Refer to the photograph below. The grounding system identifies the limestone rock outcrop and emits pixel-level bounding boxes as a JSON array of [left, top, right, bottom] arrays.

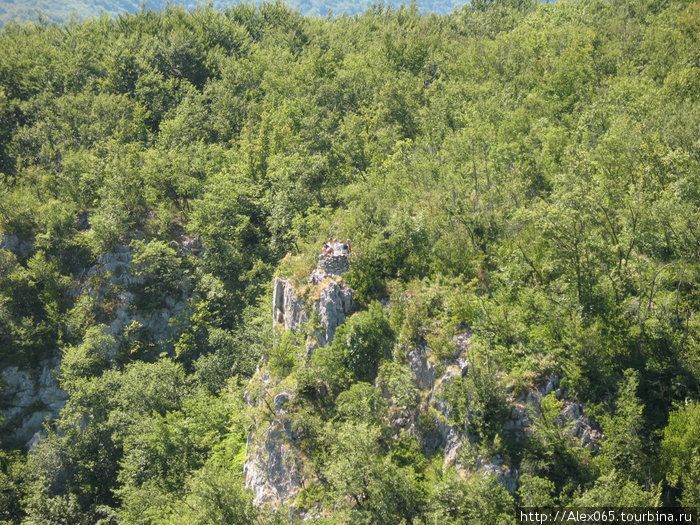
[[1, 358, 67, 448], [246, 261, 355, 513], [504, 375, 603, 451], [400, 335, 601, 495], [1, 243, 190, 449], [272, 277, 307, 333], [272, 266, 353, 350], [82, 244, 187, 343], [243, 419, 303, 509], [400, 332, 520, 493], [316, 254, 349, 277], [314, 280, 354, 347], [252, 259, 603, 511], [0, 234, 34, 257], [243, 367, 306, 514]]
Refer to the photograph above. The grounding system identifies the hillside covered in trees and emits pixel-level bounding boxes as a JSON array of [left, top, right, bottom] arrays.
[[0, 0, 466, 28], [0, 0, 698, 523]]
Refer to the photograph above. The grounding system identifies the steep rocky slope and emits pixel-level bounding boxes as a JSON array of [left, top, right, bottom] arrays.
[[244, 257, 604, 515], [0, 241, 189, 448], [245, 255, 355, 512]]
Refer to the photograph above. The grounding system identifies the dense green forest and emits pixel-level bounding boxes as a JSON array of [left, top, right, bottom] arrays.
[[0, 0, 466, 28], [0, 0, 698, 523]]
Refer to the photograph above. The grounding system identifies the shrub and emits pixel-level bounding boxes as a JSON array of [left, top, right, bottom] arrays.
[[129, 239, 183, 310], [267, 331, 299, 378], [333, 301, 394, 382]]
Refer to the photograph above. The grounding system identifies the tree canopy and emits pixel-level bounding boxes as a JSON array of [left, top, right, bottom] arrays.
[[0, 0, 698, 522]]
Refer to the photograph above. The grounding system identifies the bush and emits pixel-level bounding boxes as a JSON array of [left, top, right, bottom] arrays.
[[344, 212, 430, 305], [441, 351, 509, 445], [129, 239, 183, 310], [267, 330, 299, 378], [333, 301, 394, 382], [376, 361, 419, 411]]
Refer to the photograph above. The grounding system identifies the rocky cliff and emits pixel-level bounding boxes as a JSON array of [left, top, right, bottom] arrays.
[[246, 259, 604, 514], [0, 242, 189, 449], [243, 370, 304, 512], [83, 244, 187, 343], [246, 256, 355, 513], [1, 358, 66, 448], [272, 254, 353, 350]]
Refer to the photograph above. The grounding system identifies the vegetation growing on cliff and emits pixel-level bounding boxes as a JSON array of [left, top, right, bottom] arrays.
[[0, 0, 698, 522]]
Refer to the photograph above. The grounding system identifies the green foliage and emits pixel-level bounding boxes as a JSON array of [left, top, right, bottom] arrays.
[[0, 0, 698, 520], [335, 381, 380, 423], [297, 340, 352, 402], [424, 468, 516, 525], [267, 330, 300, 378], [166, 463, 257, 525], [332, 301, 394, 382], [129, 239, 183, 310], [573, 470, 661, 507], [60, 324, 115, 386], [376, 361, 419, 411], [345, 212, 430, 304], [521, 392, 597, 500], [0, 450, 25, 523], [321, 421, 423, 523], [116, 385, 246, 520], [192, 296, 269, 391], [596, 369, 649, 483], [517, 474, 555, 507], [0, 249, 72, 365], [661, 401, 700, 507], [441, 349, 509, 445], [0, 187, 41, 238], [188, 169, 273, 310]]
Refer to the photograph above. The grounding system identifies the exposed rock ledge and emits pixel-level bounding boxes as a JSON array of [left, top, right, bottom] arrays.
[[247, 268, 355, 513], [316, 254, 349, 277], [504, 375, 603, 451], [243, 417, 302, 509], [254, 265, 603, 510], [271, 266, 353, 350], [1, 358, 67, 448], [403, 339, 601, 495]]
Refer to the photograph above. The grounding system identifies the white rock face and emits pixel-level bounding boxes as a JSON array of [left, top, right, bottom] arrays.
[[243, 370, 304, 512], [83, 244, 187, 343], [243, 419, 302, 508], [246, 269, 356, 513], [477, 454, 518, 494], [314, 280, 353, 347], [403, 333, 472, 461], [407, 344, 438, 391], [272, 277, 307, 333], [271, 274, 353, 350], [1, 358, 67, 447], [0, 234, 33, 256], [254, 260, 606, 512]]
